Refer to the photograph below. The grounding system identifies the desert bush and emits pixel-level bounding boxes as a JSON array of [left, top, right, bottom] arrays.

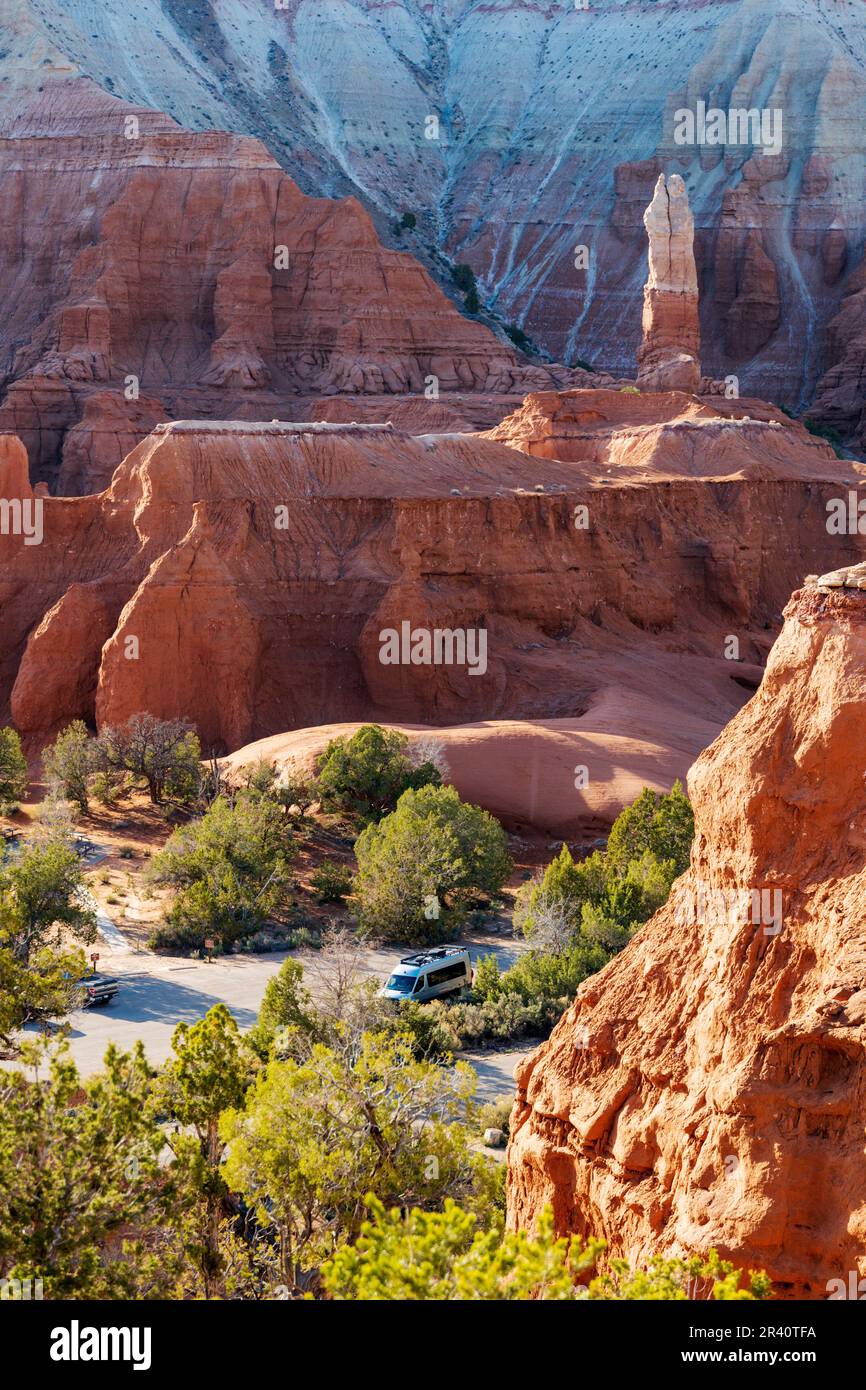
[[149, 794, 295, 950], [478, 1096, 513, 1140], [315, 723, 440, 823], [237, 758, 316, 818], [433, 993, 558, 1048], [0, 727, 28, 812], [517, 784, 693, 948], [354, 784, 511, 943], [95, 714, 202, 806], [308, 860, 353, 902], [321, 1200, 769, 1301], [43, 721, 94, 814], [220, 1031, 494, 1289]]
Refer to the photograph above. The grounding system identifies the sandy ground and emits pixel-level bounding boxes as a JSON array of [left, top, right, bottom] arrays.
[[222, 691, 726, 841]]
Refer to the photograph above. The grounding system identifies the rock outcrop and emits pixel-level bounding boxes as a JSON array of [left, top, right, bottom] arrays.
[[809, 255, 866, 451], [1, 390, 862, 769], [12, 0, 866, 408], [507, 567, 866, 1296], [636, 175, 701, 395], [0, 80, 587, 492]]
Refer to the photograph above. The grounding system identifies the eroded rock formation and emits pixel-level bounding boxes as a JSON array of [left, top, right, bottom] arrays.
[[1, 390, 861, 777], [12, 0, 866, 409], [637, 174, 701, 395], [0, 80, 591, 492], [809, 254, 866, 451], [507, 567, 866, 1295]]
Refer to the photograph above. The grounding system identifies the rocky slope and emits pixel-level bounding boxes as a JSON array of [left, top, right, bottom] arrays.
[[506, 565, 866, 1295], [0, 78, 596, 491], [8, 0, 866, 412]]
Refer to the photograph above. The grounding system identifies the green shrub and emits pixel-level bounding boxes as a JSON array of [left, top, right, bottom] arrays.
[[505, 322, 531, 350], [0, 726, 28, 811], [493, 939, 608, 1005], [471, 952, 502, 1001], [354, 784, 511, 943], [43, 721, 94, 814], [436, 994, 559, 1048], [149, 794, 296, 951], [605, 781, 692, 878], [316, 724, 440, 823], [309, 860, 353, 903], [453, 263, 477, 294], [321, 1199, 770, 1301], [478, 1096, 513, 1139], [804, 418, 845, 457], [95, 714, 201, 806]]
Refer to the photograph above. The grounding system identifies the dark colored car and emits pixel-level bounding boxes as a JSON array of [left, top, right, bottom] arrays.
[[74, 973, 120, 1008]]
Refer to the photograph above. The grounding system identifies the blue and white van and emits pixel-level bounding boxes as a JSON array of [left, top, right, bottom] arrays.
[[380, 947, 473, 1003]]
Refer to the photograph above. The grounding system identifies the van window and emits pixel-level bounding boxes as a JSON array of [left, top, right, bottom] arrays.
[[427, 961, 468, 987], [413, 975, 427, 993], [385, 974, 415, 995]]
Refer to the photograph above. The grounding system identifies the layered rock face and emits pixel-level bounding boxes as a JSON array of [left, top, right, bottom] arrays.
[[507, 569, 866, 1295], [0, 80, 585, 491], [636, 175, 701, 394], [1, 391, 862, 775], [809, 255, 866, 450], [12, 0, 866, 408]]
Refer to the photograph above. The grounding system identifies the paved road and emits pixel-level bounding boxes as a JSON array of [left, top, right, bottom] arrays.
[[18, 927, 532, 1101]]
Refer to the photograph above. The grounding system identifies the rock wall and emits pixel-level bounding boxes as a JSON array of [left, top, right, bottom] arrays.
[[507, 568, 866, 1297], [11, 0, 866, 408], [0, 80, 583, 491], [1, 392, 862, 756]]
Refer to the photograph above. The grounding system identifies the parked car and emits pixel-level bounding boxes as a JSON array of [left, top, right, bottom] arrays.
[[380, 947, 472, 1004], [72, 973, 120, 1008], [24, 971, 120, 1024]]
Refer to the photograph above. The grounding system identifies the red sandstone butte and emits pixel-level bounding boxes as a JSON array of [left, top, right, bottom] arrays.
[[2, 387, 861, 843], [506, 569, 866, 1297]]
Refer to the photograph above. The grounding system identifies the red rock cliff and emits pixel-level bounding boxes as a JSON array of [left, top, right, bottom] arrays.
[[1, 392, 862, 762], [0, 81, 570, 491], [507, 566, 866, 1297]]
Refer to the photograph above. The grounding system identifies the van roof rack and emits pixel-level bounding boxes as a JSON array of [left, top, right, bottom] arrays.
[[399, 946, 467, 967]]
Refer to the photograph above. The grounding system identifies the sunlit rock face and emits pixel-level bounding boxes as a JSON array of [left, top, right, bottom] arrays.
[[0, 77, 600, 491], [506, 571, 866, 1299], [7, 0, 866, 409], [636, 174, 701, 394]]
